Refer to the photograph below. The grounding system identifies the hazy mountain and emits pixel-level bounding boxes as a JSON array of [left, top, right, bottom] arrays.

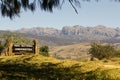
[[15, 27, 60, 37], [61, 25, 120, 43], [13, 25, 120, 45], [1, 25, 120, 46]]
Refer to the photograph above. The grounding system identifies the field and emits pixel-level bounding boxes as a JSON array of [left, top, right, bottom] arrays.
[[0, 54, 120, 80], [50, 43, 120, 60], [50, 43, 91, 60]]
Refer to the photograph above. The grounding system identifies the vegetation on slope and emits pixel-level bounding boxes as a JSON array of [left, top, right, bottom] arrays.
[[1, 33, 32, 45], [89, 42, 116, 60], [40, 46, 49, 56], [50, 42, 120, 60], [0, 55, 120, 80]]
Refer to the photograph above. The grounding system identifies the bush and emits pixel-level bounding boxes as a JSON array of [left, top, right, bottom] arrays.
[[114, 50, 120, 57], [89, 43, 115, 60], [40, 46, 49, 56], [0, 44, 4, 54]]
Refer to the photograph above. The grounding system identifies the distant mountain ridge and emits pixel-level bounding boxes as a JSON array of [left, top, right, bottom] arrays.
[[15, 25, 120, 37], [2, 25, 120, 46], [14, 25, 120, 44], [16, 27, 60, 36]]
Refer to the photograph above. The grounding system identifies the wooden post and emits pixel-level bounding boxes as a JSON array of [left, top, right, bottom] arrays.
[[5, 38, 14, 56], [33, 39, 39, 54]]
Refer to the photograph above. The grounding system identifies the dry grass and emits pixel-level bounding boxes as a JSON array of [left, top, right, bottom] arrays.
[[50, 43, 91, 60], [0, 54, 120, 80]]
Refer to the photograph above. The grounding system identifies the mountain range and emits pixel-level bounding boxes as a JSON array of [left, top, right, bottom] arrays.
[[1, 25, 120, 46]]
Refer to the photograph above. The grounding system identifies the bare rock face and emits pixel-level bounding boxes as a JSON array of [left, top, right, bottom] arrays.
[[61, 25, 85, 35], [61, 25, 120, 37], [16, 27, 60, 37], [61, 25, 120, 42], [16, 25, 120, 39]]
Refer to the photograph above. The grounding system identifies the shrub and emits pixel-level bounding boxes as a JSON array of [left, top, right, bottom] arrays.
[[0, 44, 4, 54], [89, 42, 115, 60], [114, 50, 120, 57], [40, 46, 49, 56]]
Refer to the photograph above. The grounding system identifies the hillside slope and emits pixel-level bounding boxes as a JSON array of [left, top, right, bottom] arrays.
[[50, 43, 91, 60], [0, 55, 120, 80]]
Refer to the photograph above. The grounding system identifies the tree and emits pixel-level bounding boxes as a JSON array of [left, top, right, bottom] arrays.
[[113, 50, 120, 57], [1, 0, 119, 19], [40, 46, 49, 56], [89, 42, 115, 60], [2, 33, 32, 45], [0, 0, 81, 19], [0, 44, 4, 54]]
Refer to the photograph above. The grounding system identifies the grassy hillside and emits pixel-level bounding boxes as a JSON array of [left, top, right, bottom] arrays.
[[0, 55, 120, 80], [50, 43, 120, 60], [50, 43, 91, 60]]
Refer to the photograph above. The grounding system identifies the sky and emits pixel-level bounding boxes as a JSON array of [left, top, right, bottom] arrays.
[[1, 0, 120, 30]]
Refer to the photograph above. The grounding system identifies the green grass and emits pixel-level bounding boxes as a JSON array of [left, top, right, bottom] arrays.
[[0, 55, 120, 80]]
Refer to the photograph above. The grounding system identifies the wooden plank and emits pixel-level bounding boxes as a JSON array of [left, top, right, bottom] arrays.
[[12, 45, 35, 53]]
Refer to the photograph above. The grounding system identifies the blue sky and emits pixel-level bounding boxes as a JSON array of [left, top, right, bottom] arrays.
[[1, 0, 120, 30]]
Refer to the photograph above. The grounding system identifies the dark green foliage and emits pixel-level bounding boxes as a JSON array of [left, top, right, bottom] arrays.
[[0, 44, 4, 54], [39, 0, 60, 11], [114, 50, 120, 57], [89, 43, 115, 60], [0, 40, 4, 54], [40, 46, 49, 56], [0, 0, 80, 19], [0, 0, 120, 19]]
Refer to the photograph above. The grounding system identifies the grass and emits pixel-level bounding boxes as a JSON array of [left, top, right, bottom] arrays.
[[50, 43, 91, 60], [0, 54, 120, 80]]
